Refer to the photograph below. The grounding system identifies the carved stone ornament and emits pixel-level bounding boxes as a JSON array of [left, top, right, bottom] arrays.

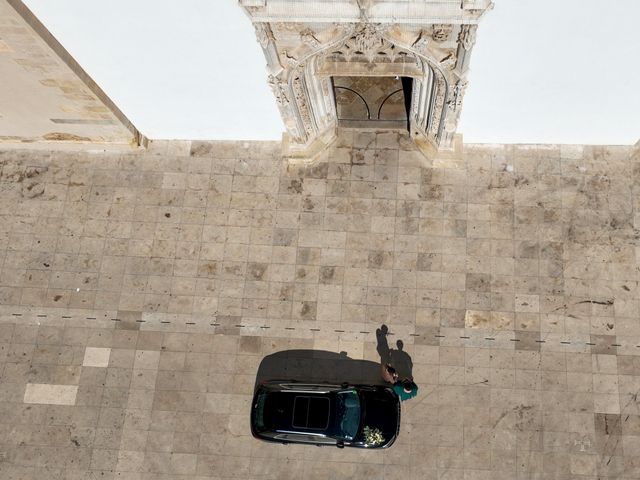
[[447, 78, 469, 111], [412, 30, 430, 52], [428, 72, 447, 137], [353, 23, 382, 57], [281, 50, 298, 67], [254, 23, 274, 49], [300, 28, 321, 48], [328, 23, 416, 64], [458, 25, 477, 50], [431, 24, 453, 42], [292, 76, 313, 138], [439, 51, 457, 69], [267, 75, 289, 106], [240, 1, 492, 154]]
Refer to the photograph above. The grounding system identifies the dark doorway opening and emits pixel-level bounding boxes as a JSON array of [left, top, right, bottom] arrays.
[[401, 76, 413, 131]]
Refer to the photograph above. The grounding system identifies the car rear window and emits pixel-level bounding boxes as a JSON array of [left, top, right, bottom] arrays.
[[253, 393, 267, 432], [292, 396, 330, 430]]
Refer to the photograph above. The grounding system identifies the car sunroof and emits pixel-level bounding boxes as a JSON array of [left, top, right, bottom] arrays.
[[292, 396, 330, 430]]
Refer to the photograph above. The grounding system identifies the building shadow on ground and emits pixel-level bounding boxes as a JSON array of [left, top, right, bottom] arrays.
[[254, 350, 384, 391]]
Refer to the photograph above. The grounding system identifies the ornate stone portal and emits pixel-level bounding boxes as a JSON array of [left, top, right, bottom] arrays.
[[240, 0, 492, 157]]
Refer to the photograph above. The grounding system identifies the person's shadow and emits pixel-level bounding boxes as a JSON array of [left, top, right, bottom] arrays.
[[254, 350, 384, 391], [376, 325, 414, 380]]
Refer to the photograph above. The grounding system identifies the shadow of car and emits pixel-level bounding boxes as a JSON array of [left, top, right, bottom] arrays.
[[254, 349, 385, 388]]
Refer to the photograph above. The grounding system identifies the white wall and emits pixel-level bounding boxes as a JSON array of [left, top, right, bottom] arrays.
[[23, 0, 640, 144], [23, 0, 283, 140], [459, 0, 640, 145]]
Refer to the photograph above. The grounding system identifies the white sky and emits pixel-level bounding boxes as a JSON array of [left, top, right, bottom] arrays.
[[23, 0, 640, 145]]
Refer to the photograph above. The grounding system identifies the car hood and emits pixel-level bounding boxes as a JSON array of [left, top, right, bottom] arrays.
[[359, 389, 400, 445]]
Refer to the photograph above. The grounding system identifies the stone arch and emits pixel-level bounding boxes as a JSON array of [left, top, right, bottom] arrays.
[[280, 23, 454, 153], [282, 25, 359, 145], [382, 31, 454, 146], [241, 1, 492, 158]]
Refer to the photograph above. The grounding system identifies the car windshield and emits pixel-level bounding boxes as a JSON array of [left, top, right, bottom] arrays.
[[335, 389, 361, 441]]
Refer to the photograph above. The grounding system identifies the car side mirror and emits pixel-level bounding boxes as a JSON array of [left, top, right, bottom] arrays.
[[336, 441, 345, 449]]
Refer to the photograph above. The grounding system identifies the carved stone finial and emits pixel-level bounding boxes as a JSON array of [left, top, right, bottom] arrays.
[[458, 25, 477, 50], [300, 28, 321, 48], [281, 50, 298, 67], [439, 51, 457, 69], [254, 23, 274, 49], [268, 75, 289, 106], [353, 23, 382, 60], [447, 78, 469, 111], [412, 30, 430, 52], [432, 24, 453, 42]]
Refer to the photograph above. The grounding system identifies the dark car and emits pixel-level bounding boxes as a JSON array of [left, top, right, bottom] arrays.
[[250, 380, 401, 448]]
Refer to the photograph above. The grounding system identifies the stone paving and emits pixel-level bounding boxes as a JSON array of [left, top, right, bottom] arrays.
[[0, 131, 639, 479]]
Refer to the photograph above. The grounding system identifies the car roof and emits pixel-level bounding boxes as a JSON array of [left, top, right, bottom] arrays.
[[292, 395, 330, 430], [261, 390, 335, 433]]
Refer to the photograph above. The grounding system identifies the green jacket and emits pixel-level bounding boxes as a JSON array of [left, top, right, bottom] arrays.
[[393, 383, 418, 401]]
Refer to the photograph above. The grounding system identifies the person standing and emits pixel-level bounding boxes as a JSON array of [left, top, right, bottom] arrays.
[[381, 362, 398, 384], [376, 324, 419, 400]]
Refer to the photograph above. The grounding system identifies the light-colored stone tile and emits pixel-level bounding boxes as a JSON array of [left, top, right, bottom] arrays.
[[23, 383, 78, 405], [82, 346, 111, 367], [593, 393, 621, 414], [134, 350, 161, 370]]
